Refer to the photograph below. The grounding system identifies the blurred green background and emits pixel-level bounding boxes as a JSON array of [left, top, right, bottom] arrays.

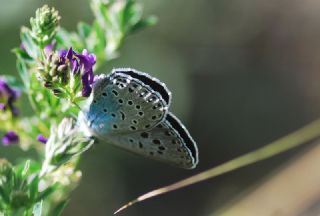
[[1, 0, 320, 215]]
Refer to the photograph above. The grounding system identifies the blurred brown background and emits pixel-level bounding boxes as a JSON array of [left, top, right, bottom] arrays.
[[1, 0, 320, 215]]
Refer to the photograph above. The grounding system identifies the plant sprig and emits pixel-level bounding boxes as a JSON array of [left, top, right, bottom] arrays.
[[0, 0, 155, 215]]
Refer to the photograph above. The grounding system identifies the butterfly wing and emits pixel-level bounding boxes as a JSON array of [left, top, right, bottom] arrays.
[[104, 112, 199, 169], [112, 68, 171, 105], [80, 68, 198, 169], [82, 68, 171, 136]]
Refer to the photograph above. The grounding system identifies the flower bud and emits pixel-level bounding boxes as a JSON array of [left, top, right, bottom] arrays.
[[37, 134, 48, 144], [30, 5, 60, 47], [2, 131, 19, 146]]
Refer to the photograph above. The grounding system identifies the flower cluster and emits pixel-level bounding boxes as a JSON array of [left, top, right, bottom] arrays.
[[37, 47, 96, 99], [0, 0, 155, 214], [0, 159, 56, 211], [0, 79, 20, 146], [0, 79, 20, 116], [59, 48, 96, 97], [2, 131, 19, 146]]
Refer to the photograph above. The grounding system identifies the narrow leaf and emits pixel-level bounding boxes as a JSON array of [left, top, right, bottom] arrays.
[[16, 58, 30, 89], [20, 27, 39, 59], [51, 200, 69, 216]]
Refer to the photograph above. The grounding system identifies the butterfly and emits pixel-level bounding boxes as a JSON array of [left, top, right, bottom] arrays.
[[79, 68, 198, 169]]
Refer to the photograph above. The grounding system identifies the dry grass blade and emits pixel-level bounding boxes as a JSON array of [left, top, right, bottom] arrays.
[[114, 119, 320, 214]]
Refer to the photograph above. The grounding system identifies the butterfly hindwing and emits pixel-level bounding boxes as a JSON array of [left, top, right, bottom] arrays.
[[105, 112, 198, 169], [83, 69, 171, 136]]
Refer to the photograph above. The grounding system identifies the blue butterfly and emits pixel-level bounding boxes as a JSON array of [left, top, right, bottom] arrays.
[[79, 68, 198, 169]]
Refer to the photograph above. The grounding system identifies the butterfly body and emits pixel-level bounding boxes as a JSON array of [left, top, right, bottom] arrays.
[[80, 68, 198, 169]]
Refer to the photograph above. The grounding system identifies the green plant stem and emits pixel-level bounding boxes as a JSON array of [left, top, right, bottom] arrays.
[[114, 118, 320, 214]]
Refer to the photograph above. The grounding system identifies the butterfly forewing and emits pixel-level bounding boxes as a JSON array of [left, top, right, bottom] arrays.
[[113, 68, 172, 104], [83, 70, 170, 136]]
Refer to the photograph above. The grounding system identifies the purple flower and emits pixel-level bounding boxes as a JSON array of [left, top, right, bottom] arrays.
[[20, 43, 26, 51], [44, 43, 55, 56], [2, 131, 19, 145], [58, 48, 96, 97], [0, 79, 20, 116], [37, 134, 48, 144], [0, 103, 5, 110]]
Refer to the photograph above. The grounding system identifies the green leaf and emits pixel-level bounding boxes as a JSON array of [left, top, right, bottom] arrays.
[[36, 184, 57, 202], [14, 160, 41, 177], [0, 187, 10, 204], [55, 28, 73, 47], [12, 48, 33, 63], [16, 54, 30, 89], [51, 200, 69, 216], [28, 175, 39, 201], [32, 201, 43, 216], [56, 28, 84, 51], [21, 160, 30, 177], [121, 0, 141, 32], [20, 27, 39, 59], [130, 16, 158, 34], [77, 22, 92, 39]]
